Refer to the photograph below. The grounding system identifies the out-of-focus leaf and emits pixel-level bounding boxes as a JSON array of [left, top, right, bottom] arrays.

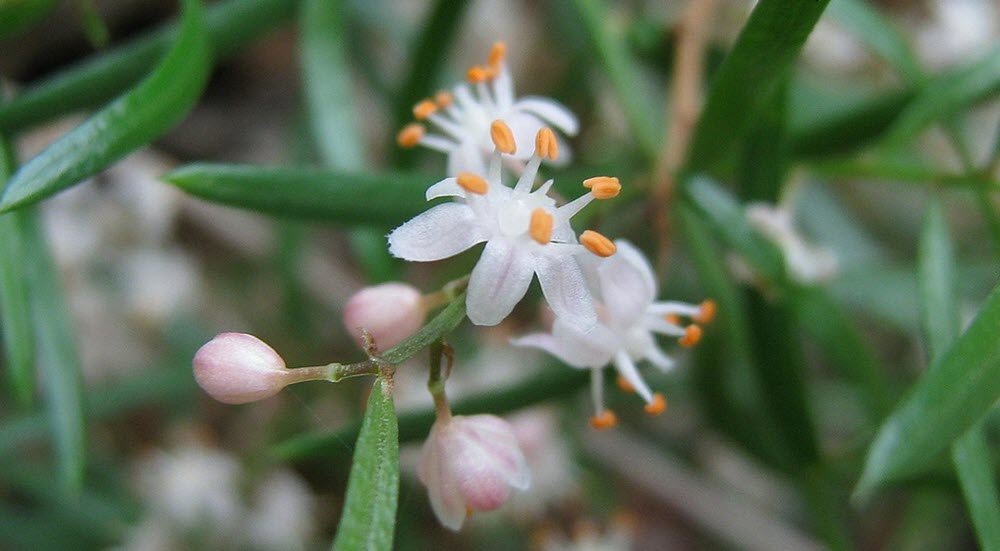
[[789, 87, 913, 158], [881, 45, 1000, 150], [331, 375, 399, 551], [826, 0, 922, 83], [0, 0, 212, 213], [952, 424, 1000, 550], [568, 0, 660, 159], [686, 0, 831, 172], [18, 209, 87, 492], [164, 164, 431, 225], [0, 0, 295, 134], [855, 282, 1000, 501], [0, 0, 58, 37], [77, 0, 110, 49], [0, 124, 34, 406], [810, 157, 997, 189]]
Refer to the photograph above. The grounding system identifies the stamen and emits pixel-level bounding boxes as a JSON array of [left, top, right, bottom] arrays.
[[665, 314, 681, 326], [534, 127, 559, 160], [644, 393, 667, 415], [396, 123, 424, 148], [412, 99, 437, 120], [529, 208, 553, 245], [590, 177, 621, 199], [616, 375, 634, 393], [679, 325, 702, 348], [456, 172, 489, 195], [467, 65, 489, 83], [490, 120, 517, 154], [434, 90, 454, 108], [583, 176, 618, 189], [488, 42, 506, 68], [695, 300, 717, 324], [581, 230, 616, 257], [590, 409, 618, 430]]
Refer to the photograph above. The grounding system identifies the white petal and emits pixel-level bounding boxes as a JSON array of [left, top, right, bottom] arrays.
[[512, 332, 594, 368], [551, 317, 617, 366], [513, 97, 579, 135], [418, 424, 467, 531], [504, 111, 546, 160], [535, 253, 596, 331], [426, 177, 465, 200], [596, 240, 656, 327], [447, 142, 488, 176], [466, 238, 535, 326], [613, 350, 653, 403], [388, 203, 486, 261]]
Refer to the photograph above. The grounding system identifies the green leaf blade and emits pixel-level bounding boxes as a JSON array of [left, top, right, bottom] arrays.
[[0, 0, 213, 213], [331, 375, 399, 551]]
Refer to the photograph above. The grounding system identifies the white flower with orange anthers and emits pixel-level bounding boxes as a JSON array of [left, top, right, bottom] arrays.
[[746, 202, 838, 284], [388, 121, 619, 328], [396, 42, 578, 176], [513, 240, 716, 429]]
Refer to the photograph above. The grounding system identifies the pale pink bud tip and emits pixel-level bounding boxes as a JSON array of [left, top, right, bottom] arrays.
[[342, 283, 426, 350], [193, 332, 291, 404], [418, 414, 531, 531]]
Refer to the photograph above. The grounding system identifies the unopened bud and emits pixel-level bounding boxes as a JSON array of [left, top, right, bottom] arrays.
[[418, 414, 531, 531], [342, 283, 426, 350], [193, 333, 292, 404]]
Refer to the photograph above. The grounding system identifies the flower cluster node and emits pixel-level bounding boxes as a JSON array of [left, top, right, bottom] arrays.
[[589, 410, 618, 430]]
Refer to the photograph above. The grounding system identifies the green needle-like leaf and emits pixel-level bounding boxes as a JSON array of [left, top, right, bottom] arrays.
[[0, 0, 58, 37], [331, 375, 399, 551], [686, 0, 831, 172], [164, 164, 431, 225], [826, 0, 922, 84], [0, 0, 212, 213]]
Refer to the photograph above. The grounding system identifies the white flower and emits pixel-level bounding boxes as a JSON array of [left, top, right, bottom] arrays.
[[418, 413, 531, 531], [745, 202, 838, 284], [513, 240, 715, 428], [396, 42, 578, 176], [388, 121, 621, 328]]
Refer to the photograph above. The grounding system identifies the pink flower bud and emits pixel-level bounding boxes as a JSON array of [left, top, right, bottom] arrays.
[[418, 414, 531, 531], [193, 332, 292, 404], [342, 283, 426, 350]]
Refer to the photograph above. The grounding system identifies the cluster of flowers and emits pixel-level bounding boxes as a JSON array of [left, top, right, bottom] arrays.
[[192, 43, 714, 531]]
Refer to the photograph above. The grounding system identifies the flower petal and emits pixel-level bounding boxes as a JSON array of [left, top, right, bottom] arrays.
[[535, 253, 596, 331], [426, 177, 464, 200], [514, 316, 616, 368], [388, 203, 486, 261], [467, 238, 535, 326], [447, 141, 487, 176], [513, 96, 579, 135], [597, 240, 656, 327], [418, 424, 468, 531]]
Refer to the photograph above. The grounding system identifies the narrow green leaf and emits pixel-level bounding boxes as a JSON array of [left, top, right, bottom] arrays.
[[881, 45, 1000, 150], [0, 0, 212, 213], [567, 0, 660, 160], [686, 0, 831, 172], [77, 0, 111, 49], [18, 209, 87, 492], [810, 156, 998, 189], [0, 0, 295, 134], [789, 87, 914, 158], [0, 126, 34, 406], [331, 375, 398, 551], [952, 425, 1000, 551], [826, 0, 922, 84], [0, 0, 58, 37], [381, 293, 466, 365], [855, 282, 1000, 501], [164, 164, 431, 225]]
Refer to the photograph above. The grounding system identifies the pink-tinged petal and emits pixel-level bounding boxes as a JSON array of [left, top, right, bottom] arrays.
[[426, 177, 464, 200], [613, 351, 654, 403], [342, 283, 426, 349], [535, 253, 597, 331], [596, 240, 656, 327], [192, 333, 291, 404], [388, 203, 486, 262], [467, 238, 534, 326], [512, 97, 579, 135], [418, 423, 469, 531]]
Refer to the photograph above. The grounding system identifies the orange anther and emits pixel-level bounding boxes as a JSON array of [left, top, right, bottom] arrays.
[[434, 90, 453, 108], [490, 120, 517, 154], [590, 409, 618, 430], [456, 172, 489, 195], [665, 314, 681, 326], [695, 300, 717, 324], [412, 99, 437, 120], [488, 42, 506, 68], [583, 176, 617, 189], [535, 127, 559, 160], [590, 177, 621, 199], [616, 375, 635, 393], [396, 123, 424, 148], [679, 324, 702, 348], [467, 65, 489, 83], [529, 208, 553, 245], [580, 230, 616, 257], [644, 393, 667, 415]]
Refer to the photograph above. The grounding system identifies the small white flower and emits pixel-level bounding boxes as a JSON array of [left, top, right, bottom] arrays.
[[514, 240, 715, 427], [397, 42, 579, 175], [389, 121, 621, 328], [745, 202, 838, 284], [418, 413, 531, 531]]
